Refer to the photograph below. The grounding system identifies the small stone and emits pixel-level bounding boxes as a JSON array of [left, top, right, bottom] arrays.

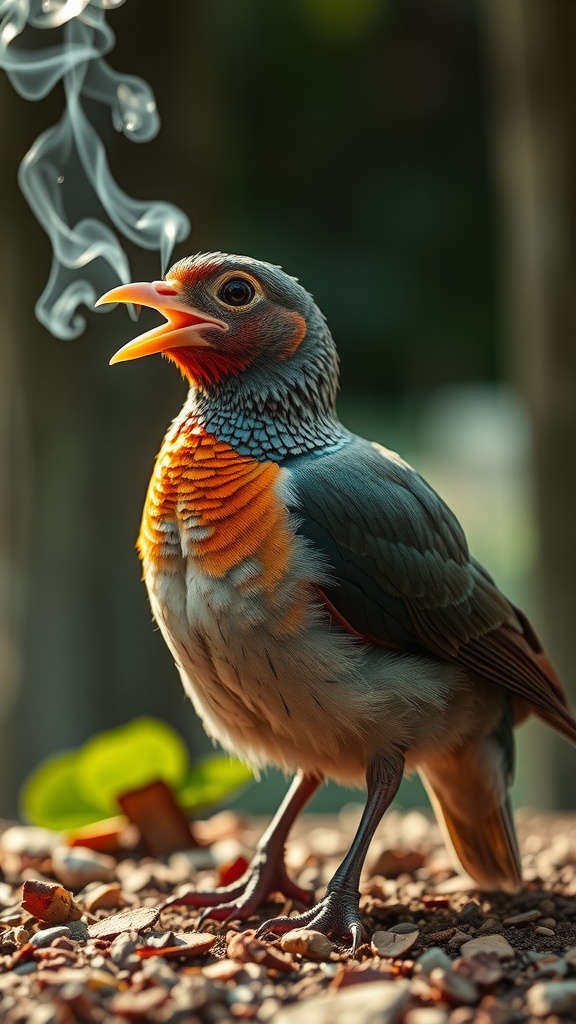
[[67, 919, 89, 940], [447, 931, 470, 948], [503, 909, 541, 926], [527, 980, 576, 1016], [280, 928, 334, 961], [452, 952, 503, 992], [30, 926, 71, 948], [405, 1011, 449, 1024], [109, 987, 169, 1016], [414, 947, 452, 974], [460, 935, 514, 960], [371, 928, 419, 958], [14, 927, 31, 947], [83, 882, 124, 913], [477, 918, 504, 935], [535, 926, 555, 937], [203, 959, 244, 982], [51, 847, 116, 889], [429, 967, 479, 1006], [109, 931, 138, 966], [227, 929, 294, 973], [389, 921, 419, 934], [273, 979, 411, 1023], [457, 901, 483, 925], [1, 826, 61, 858]]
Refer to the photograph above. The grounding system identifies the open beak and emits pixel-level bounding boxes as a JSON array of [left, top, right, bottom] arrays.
[[96, 280, 228, 364]]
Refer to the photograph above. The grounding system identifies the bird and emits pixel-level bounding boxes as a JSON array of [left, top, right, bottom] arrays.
[[97, 252, 576, 952]]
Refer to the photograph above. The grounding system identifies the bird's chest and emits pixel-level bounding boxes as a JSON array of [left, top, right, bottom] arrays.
[[137, 418, 328, 758]]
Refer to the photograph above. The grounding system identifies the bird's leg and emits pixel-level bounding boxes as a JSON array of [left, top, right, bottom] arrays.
[[162, 770, 321, 922], [256, 750, 405, 953]]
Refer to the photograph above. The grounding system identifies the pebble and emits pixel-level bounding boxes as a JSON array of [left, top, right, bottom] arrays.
[[280, 929, 334, 961], [457, 901, 483, 925], [274, 979, 411, 1023], [83, 882, 124, 912], [535, 926, 555, 937], [109, 931, 138, 966], [477, 918, 504, 935], [414, 947, 452, 974], [405, 1010, 449, 1024], [429, 967, 479, 1006], [51, 847, 116, 889], [502, 909, 541, 926], [0, 826, 61, 858], [460, 935, 515, 959], [30, 926, 72, 948], [371, 928, 419, 958], [527, 980, 576, 1016]]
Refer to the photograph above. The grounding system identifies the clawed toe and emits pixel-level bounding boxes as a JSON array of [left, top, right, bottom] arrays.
[[256, 889, 365, 954]]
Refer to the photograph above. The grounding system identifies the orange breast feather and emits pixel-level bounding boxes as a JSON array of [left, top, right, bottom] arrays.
[[138, 420, 294, 596]]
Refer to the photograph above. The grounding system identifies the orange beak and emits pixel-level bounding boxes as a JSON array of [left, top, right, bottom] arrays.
[[96, 279, 228, 364]]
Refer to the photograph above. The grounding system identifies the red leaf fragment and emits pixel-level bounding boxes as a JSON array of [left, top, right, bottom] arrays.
[[218, 855, 249, 887]]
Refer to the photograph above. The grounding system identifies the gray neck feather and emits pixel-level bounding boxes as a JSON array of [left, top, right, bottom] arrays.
[[184, 326, 347, 461]]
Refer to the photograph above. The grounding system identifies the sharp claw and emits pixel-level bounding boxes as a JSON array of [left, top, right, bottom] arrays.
[[350, 922, 363, 955]]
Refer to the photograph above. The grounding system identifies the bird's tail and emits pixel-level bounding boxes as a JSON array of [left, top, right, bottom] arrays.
[[419, 728, 522, 893]]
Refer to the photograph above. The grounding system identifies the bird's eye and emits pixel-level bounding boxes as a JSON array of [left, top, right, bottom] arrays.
[[218, 278, 256, 308]]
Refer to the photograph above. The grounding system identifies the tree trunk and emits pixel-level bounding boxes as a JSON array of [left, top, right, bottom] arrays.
[[482, 0, 576, 806]]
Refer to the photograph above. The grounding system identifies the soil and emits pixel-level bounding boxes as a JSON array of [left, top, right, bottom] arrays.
[[1, 807, 576, 1022]]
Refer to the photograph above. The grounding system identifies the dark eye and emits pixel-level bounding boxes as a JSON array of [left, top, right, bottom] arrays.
[[218, 277, 255, 307]]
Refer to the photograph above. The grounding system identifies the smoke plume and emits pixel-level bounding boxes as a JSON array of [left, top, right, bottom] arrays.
[[0, 0, 190, 338]]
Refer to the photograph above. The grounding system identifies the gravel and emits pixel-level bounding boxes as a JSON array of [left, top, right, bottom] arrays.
[[0, 808, 576, 1021]]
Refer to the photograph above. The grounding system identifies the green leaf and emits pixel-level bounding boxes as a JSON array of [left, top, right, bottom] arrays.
[[177, 754, 253, 811], [20, 750, 105, 831], [76, 717, 190, 816]]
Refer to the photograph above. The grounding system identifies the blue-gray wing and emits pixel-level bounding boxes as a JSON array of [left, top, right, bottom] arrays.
[[286, 435, 576, 742]]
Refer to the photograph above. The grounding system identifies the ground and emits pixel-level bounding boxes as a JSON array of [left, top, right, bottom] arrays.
[[1, 807, 576, 1022]]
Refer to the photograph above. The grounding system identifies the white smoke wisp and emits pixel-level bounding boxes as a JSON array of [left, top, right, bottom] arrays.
[[0, 0, 190, 338]]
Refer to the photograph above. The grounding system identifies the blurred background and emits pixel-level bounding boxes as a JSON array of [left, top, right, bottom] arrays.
[[1, 0, 575, 819]]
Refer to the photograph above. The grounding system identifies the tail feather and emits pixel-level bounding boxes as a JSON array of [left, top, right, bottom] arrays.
[[420, 730, 522, 893]]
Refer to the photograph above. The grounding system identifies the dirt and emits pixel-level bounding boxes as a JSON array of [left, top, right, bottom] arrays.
[[1, 807, 576, 1022]]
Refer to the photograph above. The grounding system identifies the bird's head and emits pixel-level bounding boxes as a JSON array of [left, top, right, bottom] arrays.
[[97, 253, 338, 416]]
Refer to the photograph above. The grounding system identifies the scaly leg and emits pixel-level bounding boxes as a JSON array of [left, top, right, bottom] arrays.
[[162, 771, 321, 921], [257, 751, 405, 953]]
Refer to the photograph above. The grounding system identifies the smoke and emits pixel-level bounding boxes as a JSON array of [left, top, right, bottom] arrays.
[[0, 0, 190, 338]]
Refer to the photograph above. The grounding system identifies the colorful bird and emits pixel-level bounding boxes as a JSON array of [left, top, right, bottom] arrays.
[[97, 253, 576, 951]]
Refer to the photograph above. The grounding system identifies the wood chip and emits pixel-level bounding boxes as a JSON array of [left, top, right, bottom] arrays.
[[21, 880, 82, 925], [87, 905, 160, 939], [371, 928, 419, 958]]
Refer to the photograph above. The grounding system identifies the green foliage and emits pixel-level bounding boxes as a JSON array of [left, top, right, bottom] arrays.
[[20, 717, 253, 832]]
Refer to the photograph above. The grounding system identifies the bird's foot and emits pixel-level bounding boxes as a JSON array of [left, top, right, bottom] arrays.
[[160, 848, 312, 925], [256, 885, 364, 954]]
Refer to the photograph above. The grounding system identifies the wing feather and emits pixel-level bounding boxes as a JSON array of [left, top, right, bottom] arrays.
[[287, 436, 576, 744]]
